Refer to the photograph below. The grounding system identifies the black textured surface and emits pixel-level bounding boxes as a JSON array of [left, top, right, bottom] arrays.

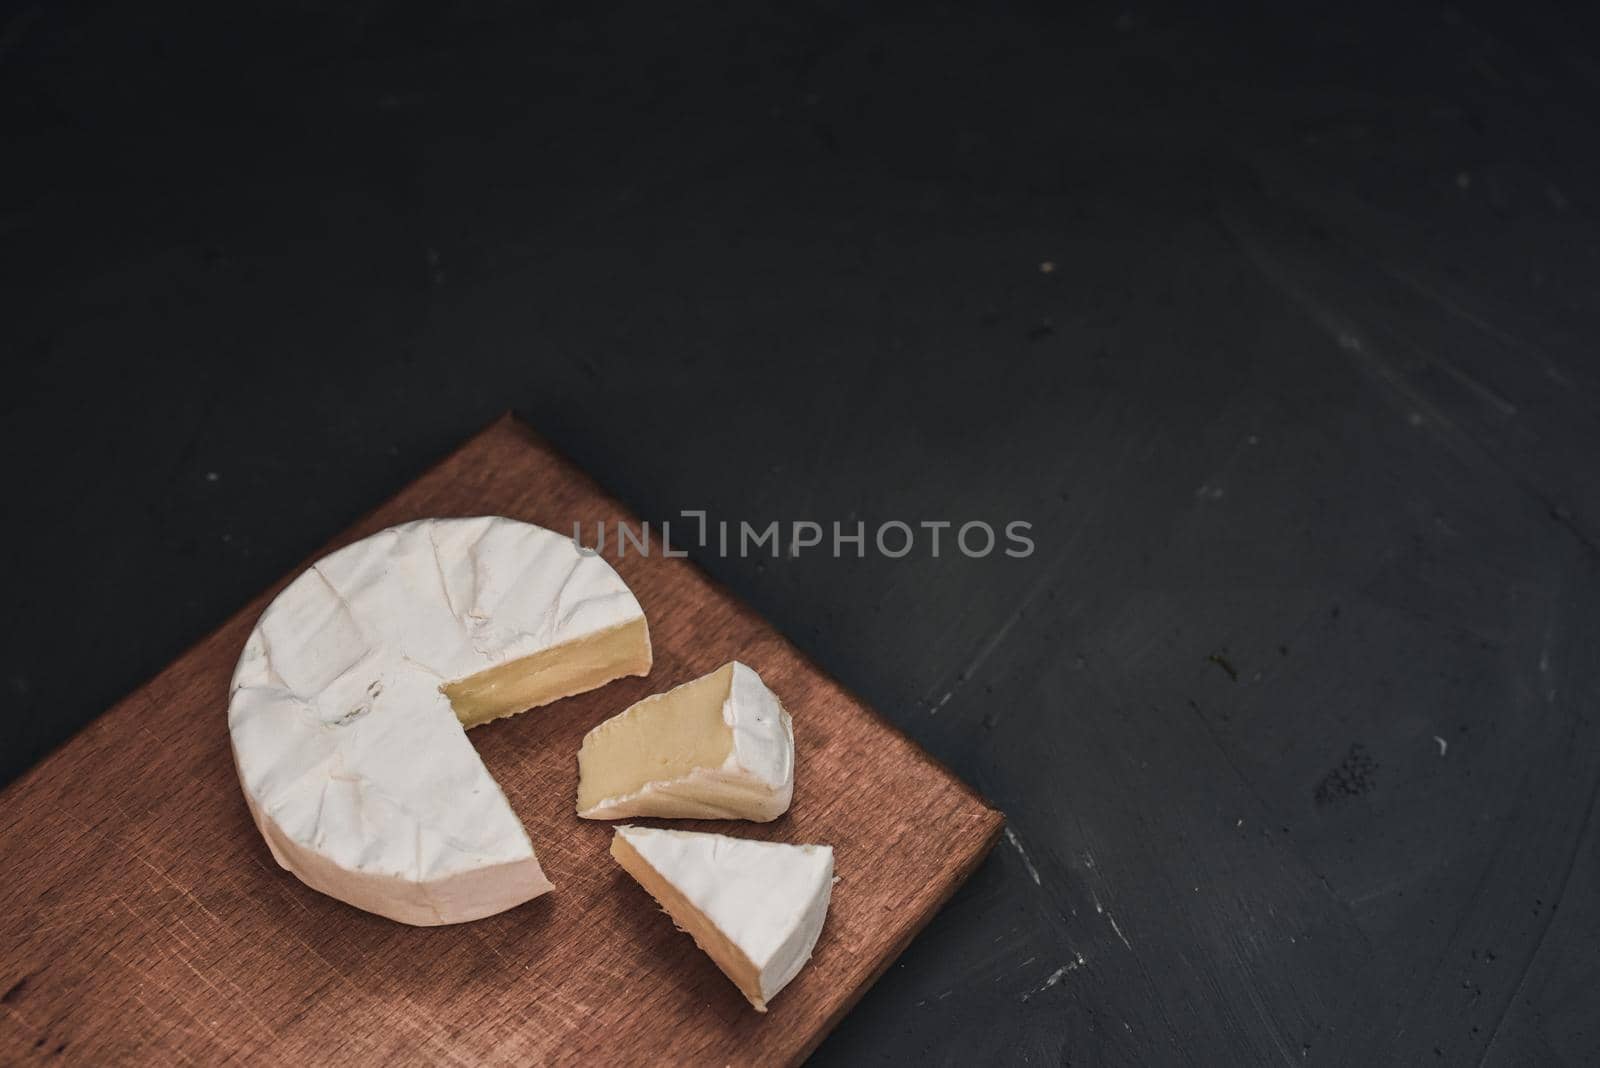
[[6, 2, 1600, 1063]]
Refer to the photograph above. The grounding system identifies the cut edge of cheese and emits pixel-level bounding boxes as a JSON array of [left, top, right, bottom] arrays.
[[610, 825, 833, 1012], [444, 615, 652, 728], [576, 661, 793, 821]]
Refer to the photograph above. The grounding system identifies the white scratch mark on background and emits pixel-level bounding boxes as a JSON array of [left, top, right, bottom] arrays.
[[1434, 735, 1448, 756], [1107, 912, 1133, 950], [1021, 954, 1086, 1001], [1088, 888, 1134, 948], [1005, 828, 1042, 885]]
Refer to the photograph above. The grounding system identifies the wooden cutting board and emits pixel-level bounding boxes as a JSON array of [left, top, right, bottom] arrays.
[[0, 415, 1003, 1066]]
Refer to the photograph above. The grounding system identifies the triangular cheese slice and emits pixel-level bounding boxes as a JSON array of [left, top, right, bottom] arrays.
[[611, 825, 833, 1011], [577, 662, 793, 821], [229, 517, 652, 925]]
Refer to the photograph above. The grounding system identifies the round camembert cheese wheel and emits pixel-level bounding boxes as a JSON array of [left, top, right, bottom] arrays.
[[228, 516, 651, 925]]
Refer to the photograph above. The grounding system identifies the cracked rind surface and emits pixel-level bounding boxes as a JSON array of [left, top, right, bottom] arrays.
[[577, 661, 794, 821], [611, 826, 834, 1011], [228, 516, 650, 925]]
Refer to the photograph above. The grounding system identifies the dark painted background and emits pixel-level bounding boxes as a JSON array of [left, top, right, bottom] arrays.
[[6, 2, 1600, 1063]]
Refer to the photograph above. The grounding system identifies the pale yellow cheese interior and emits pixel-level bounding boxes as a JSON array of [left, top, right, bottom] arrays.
[[610, 830, 768, 1011], [576, 663, 736, 812], [443, 617, 652, 728]]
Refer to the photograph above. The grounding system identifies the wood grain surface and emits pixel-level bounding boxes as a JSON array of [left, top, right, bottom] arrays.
[[0, 415, 1003, 1066]]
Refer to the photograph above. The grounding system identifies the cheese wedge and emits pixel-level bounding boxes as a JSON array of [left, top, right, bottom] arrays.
[[611, 826, 833, 1011], [577, 661, 793, 821], [228, 516, 651, 925]]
